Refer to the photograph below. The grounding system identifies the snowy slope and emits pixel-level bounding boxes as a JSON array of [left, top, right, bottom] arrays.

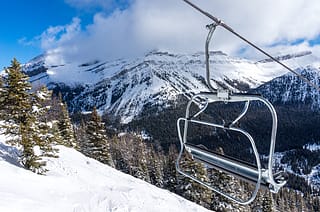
[[0, 134, 209, 212]]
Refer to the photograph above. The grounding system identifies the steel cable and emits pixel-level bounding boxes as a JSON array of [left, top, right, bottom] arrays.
[[182, 0, 320, 92]]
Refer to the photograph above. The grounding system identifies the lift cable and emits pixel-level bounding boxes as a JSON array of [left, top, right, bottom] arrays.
[[182, 0, 320, 92]]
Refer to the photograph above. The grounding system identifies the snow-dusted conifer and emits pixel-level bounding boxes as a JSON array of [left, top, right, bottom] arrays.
[[57, 102, 76, 147], [164, 144, 178, 192], [0, 75, 6, 119], [117, 133, 150, 182], [177, 153, 212, 208], [298, 193, 308, 212], [51, 121, 64, 145], [261, 191, 274, 212], [109, 135, 128, 172], [75, 119, 86, 152], [131, 136, 150, 182], [20, 121, 47, 174], [1, 59, 49, 173], [2, 58, 32, 143], [31, 86, 59, 158], [1, 59, 59, 173], [148, 148, 164, 188], [208, 147, 247, 211], [83, 107, 113, 166]]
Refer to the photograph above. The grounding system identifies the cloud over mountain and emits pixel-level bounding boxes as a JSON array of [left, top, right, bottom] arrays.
[[35, 0, 320, 64]]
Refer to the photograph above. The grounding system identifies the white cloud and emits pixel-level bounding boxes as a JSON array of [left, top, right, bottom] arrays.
[[38, 0, 320, 64], [40, 17, 81, 50]]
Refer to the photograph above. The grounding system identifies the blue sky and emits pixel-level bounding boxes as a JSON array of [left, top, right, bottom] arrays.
[[0, 0, 86, 67], [0, 0, 130, 68], [1, 0, 320, 68], [1, 1, 60, 67]]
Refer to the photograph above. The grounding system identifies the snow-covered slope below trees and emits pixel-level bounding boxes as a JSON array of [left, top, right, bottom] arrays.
[[0, 134, 209, 212], [20, 50, 319, 123]]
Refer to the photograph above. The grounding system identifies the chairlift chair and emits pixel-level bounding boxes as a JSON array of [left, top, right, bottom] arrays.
[[175, 17, 287, 205], [176, 91, 287, 205]]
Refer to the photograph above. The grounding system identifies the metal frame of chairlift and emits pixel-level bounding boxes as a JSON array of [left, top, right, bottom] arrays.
[[175, 7, 289, 205]]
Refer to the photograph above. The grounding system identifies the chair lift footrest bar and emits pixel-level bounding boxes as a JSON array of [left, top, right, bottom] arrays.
[[185, 143, 269, 187]]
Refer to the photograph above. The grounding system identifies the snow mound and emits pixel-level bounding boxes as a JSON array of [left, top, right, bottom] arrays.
[[0, 135, 209, 212]]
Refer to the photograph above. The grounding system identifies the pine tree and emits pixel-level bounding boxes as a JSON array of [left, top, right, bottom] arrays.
[[208, 147, 243, 211], [177, 153, 212, 208], [46, 93, 64, 121], [74, 119, 86, 152], [1, 59, 40, 171], [115, 133, 150, 182], [51, 121, 64, 145], [298, 192, 307, 212], [0, 75, 6, 119], [261, 191, 274, 212], [312, 196, 320, 212], [281, 188, 291, 211], [20, 121, 47, 174], [164, 144, 178, 192], [1, 59, 57, 174], [131, 136, 150, 182], [109, 135, 129, 172], [148, 147, 164, 188], [30, 86, 58, 158], [2, 58, 32, 143], [275, 190, 286, 212], [82, 107, 113, 166], [57, 102, 76, 147]]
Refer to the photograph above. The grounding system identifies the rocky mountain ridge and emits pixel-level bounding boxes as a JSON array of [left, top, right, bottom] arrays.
[[21, 50, 320, 123]]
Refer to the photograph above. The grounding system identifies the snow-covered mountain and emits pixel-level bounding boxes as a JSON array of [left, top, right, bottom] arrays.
[[21, 50, 319, 123], [0, 134, 209, 212], [256, 65, 320, 108]]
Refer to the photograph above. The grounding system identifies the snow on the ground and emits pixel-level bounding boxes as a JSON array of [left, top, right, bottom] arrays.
[[0, 134, 209, 212]]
